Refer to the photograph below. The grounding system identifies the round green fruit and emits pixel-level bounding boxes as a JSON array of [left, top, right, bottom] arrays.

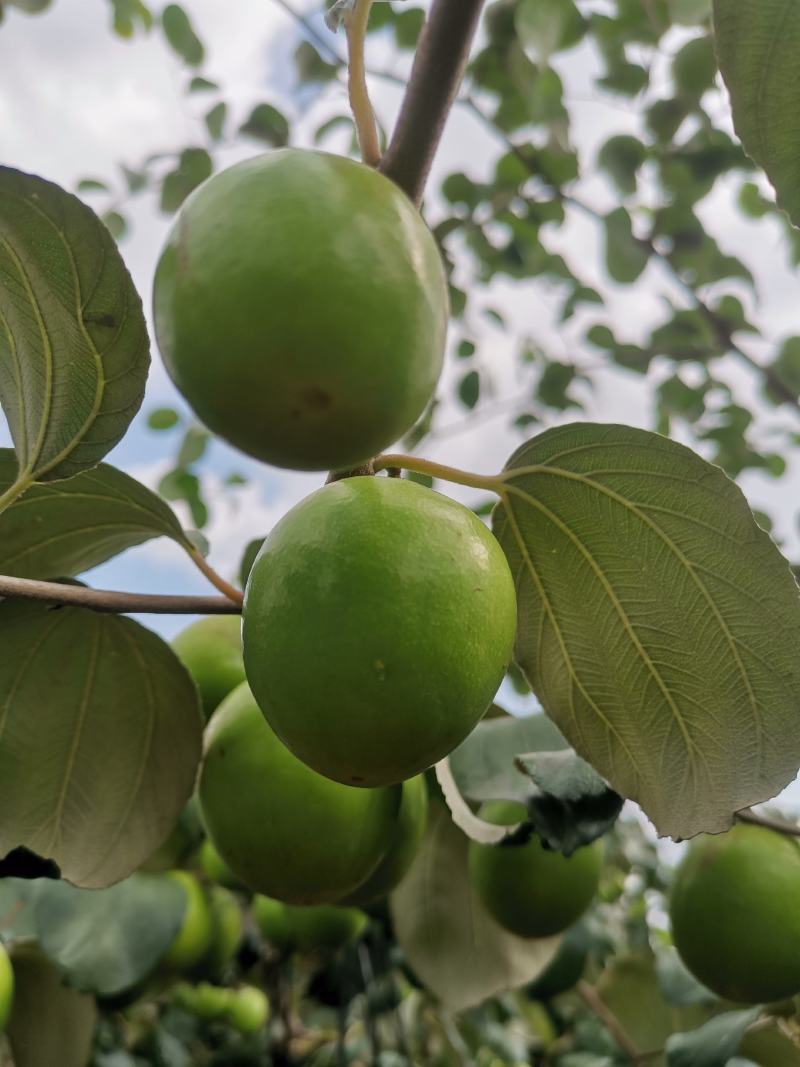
[[669, 823, 800, 1004], [225, 986, 270, 1034], [0, 941, 13, 1032], [171, 616, 245, 721], [468, 802, 603, 939], [162, 871, 214, 971], [243, 477, 517, 787], [252, 895, 293, 954], [153, 149, 448, 472], [197, 838, 245, 891], [199, 683, 401, 904], [342, 775, 428, 905], [527, 922, 590, 1000], [285, 904, 368, 954]]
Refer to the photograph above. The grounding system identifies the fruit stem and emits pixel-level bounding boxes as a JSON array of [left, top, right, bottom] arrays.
[[373, 452, 503, 493], [736, 807, 800, 838], [0, 574, 239, 615], [345, 0, 381, 167], [188, 548, 244, 607]]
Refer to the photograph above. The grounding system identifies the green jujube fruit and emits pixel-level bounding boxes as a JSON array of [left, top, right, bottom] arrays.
[[171, 616, 245, 721]]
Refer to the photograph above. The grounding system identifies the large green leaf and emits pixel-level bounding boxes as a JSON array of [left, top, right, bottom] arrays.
[[492, 423, 800, 839], [390, 802, 560, 1012], [714, 0, 800, 228], [6, 943, 98, 1067], [0, 602, 203, 888], [33, 874, 186, 996], [0, 449, 190, 579], [666, 1008, 761, 1067], [0, 168, 149, 493]]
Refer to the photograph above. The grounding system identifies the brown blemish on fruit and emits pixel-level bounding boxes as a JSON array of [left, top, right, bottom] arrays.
[[302, 386, 332, 412]]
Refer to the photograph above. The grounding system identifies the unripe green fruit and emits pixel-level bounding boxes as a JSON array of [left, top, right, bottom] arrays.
[[199, 683, 400, 904], [252, 896, 367, 955], [153, 149, 448, 472], [669, 823, 800, 1004], [243, 477, 517, 787], [468, 802, 603, 939], [162, 871, 214, 971], [526, 922, 590, 1000], [171, 616, 245, 721], [174, 980, 230, 1020], [341, 775, 428, 905], [0, 941, 13, 1032], [197, 838, 246, 891], [225, 985, 270, 1034]]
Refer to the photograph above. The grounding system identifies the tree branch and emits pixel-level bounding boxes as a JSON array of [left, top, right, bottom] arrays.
[[577, 981, 648, 1065], [379, 0, 487, 206], [0, 575, 240, 615], [736, 807, 800, 838]]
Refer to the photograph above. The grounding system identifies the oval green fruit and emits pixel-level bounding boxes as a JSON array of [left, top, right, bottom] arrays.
[[162, 871, 214, 971], [174, 980, 231, 1020], [199, 683, 400, 904], [468, 802, 603, 939], [285, 904, 368, 954], [171, 616, 245, 721], [204, 886, 243, 976], [0, 941, 13, 1032], [342, 775, 428, 905], [153, 149, 448, 472], [252, 895, 293, 954], [669, 823, 800, 1004], [243, 477, 517, 787], [196, 838, 246, 891], [225, 985, 270, 1034]]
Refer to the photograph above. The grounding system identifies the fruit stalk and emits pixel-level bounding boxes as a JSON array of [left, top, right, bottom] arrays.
[[379, 0, 487, 206], [345, 0, 381, 166]]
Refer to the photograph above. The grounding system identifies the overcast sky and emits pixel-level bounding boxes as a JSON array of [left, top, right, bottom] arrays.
[[3, 0, 800, 820]]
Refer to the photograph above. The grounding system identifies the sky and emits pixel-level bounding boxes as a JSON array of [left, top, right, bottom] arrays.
[[2, 0, 800, 823]]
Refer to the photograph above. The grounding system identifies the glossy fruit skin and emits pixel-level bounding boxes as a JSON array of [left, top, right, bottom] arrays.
[[199, 683, 401, 904], [669, 823, 800, 1004], [253, 896, 367, 954], [162, 871, 214, 971], [0, 941, 13, 1032], [243, 477, 517, 787], [171, 617, 245, 721], [468, 802, 603, 939], [341, 775, 428, 905], [153, 149, 449, 472], [197, 838, 245, 891]]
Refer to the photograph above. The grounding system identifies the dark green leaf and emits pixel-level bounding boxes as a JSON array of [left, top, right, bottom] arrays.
[[393, 7, 424, 48], [672, 34, 717, 99], [108, 0, 152, 36], [515, 0, 584, 61], [160, 147, 212, 212], [597, 134, 647, 195], [294, 40, 338, 84], [537, 361, 581, 410], [102, 209, 127, 240], [0, 450, 190, 578], [666, 1008, 761, 1067], [33, 874, 186, 995], [714, 0, 800, 227], [603, 207, 650, 283], [204, 100, 227, 141], [492, 423, 800, 839], [161, 3, 204, 65], [0, 168, 149, 489], [77, 178, 109, 193], [188, 75, 217, 92], [158, 468, 208, 528], [240, 102, 290, 146], [0, 601, 203, 887], [458, 369, 481, 409]]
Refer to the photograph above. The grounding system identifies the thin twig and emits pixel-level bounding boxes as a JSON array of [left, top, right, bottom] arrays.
[[188, 548, 243, 606], [345, 0, 381, 166], [0, 574, 240, 615], [736, 807, 800, 838], [379, 0, 487, 205], [577, 980, 644, 1064]]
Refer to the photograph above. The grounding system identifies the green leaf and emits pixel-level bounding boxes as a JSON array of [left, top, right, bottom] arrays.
[[603, 207, 650, 283], [458, 369, 481, 409], [239, 536, 264, 589], [390, 802, 561, 1012], [158, 468, 208, 528], [161, 3, 204, 65], [656, 947, 717, 1007], [160, 147, 212, 212], [666, 1008, 761, 1067], [597, 134, 647, 195], [76, 178, 109, 194], [176, 424, 208, 466], [204, 100, 227, 141], [147, 406, 180, 431], [714, 0, 800, 227], [188, 75, 217, 92], [0, 601, 203, 888], [294, 40, 338, 84], [6, 943, 98, 1067], [33, 874, 186, 995], [515, 0, 584, 61], [0, 168, 150, 489], [102, 209, 127, 240], [239, 103, 290, 147], [672, 34, 717, 99], [0, 878, 38, 939], [0, 450, 190, 579], [491, 423, 800, 839], [108, 0, 152, 37]]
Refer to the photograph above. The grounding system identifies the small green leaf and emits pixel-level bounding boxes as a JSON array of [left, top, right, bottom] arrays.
[[161, 3, 204, 66], [0, 451, 190, 578], [515, 0, 584, 61], [714, 0, 800, 227], [33, 874, 186, 996], [656, 947, 717, 1007], [458, 369, 481, 409], [76, 178, 109, 193], [176, 424, 208, 466], [492, 423, 800, 839], [188, 75, 217, 92], [102, 209, 127, 240], [7, 944, 97, 1067], [239, 536, 265, 589], [666, 1008, 761, 1067], [240, 103, 290, 146], [204, 100, 227, 141], [0, 168, 149, 488], [160, 147, 212, 213], [603, 207, 650, 283], [0, 602, 203, 887], [294, 40, 338, 84], [158, 468, 208, 528], [672, 34, 717, 99], [390, 802, 561, 1012], [108, 0, 152, 37], [597, 134, 647, 195], [147, 406, 180, 431]]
